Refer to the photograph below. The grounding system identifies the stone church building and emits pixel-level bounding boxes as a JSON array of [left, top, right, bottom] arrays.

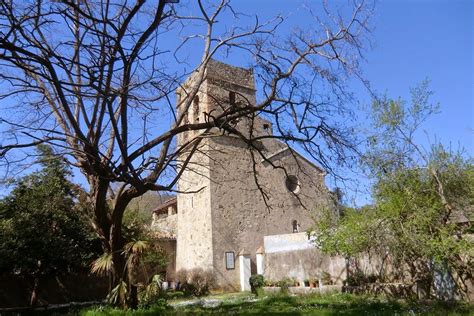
[[151, 60, 337, 291]]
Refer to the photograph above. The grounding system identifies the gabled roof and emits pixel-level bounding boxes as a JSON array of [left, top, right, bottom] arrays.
[[262, 146, 326, 174]]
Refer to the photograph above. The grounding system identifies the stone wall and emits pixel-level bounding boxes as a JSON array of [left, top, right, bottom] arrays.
[[157, 240, 177, 281], [263, 232, 346, 284], [175, 141, 214, 272], [209, 136, 331, 290], [151, 214, 177, 239]]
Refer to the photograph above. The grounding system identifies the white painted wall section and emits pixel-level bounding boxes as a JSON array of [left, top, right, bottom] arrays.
[[256, 253, 264, 275], [264, 232, 314, 253]]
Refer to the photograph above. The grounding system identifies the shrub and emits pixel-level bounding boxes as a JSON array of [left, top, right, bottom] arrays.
[[188, 268, 215, 296], [249, 274, 265, 294], [264, 279, 276, 287], [366, 274, 378, 284], [139, 274, 163, 307], [277, 277, 293, 294], [346, 270, 366, 286], [176, 269, 188, 285], [176, 269, 194, 295], [176, 268, 215, 296]]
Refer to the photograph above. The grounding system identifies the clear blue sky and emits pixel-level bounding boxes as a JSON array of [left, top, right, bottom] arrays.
[[364, 0, 473, 150]]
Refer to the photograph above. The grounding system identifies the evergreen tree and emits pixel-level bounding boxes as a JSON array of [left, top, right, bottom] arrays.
[[0, 145, 100, 305]]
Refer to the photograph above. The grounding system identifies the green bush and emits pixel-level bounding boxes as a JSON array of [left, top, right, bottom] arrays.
[[346, 270, 368, 286], [138, 274, 164, 308], [264, 279, 276, 287], [277, 277, 293, 294], [249, 274, 265, 294], [366, 274, 378, 284]]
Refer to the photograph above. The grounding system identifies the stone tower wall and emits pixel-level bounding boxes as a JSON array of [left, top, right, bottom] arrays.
[[175, 141, 214, 272]]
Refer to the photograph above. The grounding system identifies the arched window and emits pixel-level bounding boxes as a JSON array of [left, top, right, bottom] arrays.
[[292, 220, 299, 233], [193, 96, 200, 122]]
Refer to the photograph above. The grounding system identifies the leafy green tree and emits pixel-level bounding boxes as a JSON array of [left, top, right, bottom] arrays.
[[0, 145, 100, 305], [315, 83, 473, 297]]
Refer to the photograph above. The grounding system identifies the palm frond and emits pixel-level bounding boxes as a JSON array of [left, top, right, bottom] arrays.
[[124, 240, 149, 255], [107, 280, 128, 305], [91, 252, 113, 276]]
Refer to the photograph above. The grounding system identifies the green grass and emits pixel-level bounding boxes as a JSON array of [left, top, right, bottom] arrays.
[[75, 293, 473, 316]]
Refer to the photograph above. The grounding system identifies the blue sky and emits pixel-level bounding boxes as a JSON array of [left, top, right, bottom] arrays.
[[240, 0, 473, 151], [363, 0, 473, 150]]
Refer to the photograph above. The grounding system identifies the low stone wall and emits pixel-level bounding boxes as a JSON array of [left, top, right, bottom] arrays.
[[263, 285, 343, 295]]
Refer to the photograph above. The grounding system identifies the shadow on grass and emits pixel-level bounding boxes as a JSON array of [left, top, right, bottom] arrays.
[[22, 293, 473, 315], [170, 294, 473, 316]]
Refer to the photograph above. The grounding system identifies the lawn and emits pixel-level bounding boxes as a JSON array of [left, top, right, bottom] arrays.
[[76, 292, 473, 316]]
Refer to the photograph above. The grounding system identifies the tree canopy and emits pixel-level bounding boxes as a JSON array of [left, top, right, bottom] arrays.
[[0, 145, 99, 275], [315, 83, 473, 297], [0, 145, 101, 304]]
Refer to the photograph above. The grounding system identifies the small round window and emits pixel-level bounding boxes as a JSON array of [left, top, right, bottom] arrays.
[[285, 175, 300, 193]]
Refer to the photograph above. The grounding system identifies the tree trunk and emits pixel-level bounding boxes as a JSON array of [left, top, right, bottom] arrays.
[[89, 174, 141, 308], [129, 285, 138, 310], [110, 191, 135, 307], [30, 276, 40, 306]]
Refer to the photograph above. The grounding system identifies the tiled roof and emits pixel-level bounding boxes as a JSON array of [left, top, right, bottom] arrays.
[[152, 197, 177, 214]]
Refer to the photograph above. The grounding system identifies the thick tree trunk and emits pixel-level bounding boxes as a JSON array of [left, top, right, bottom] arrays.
[[110, 191, 137, 307], [89, 173, 143, 308], [90, 178, 111, 246]]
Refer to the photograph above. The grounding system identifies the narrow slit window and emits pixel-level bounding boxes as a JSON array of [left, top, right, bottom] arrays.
[[193, 96, 200, 122], [229, 91, 236, 106]]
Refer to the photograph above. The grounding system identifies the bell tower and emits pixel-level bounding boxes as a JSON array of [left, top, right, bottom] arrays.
[[175, 60, 259, 276], [176, 60, 262, 146]]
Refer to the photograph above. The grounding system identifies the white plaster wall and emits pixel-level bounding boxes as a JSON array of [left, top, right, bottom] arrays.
[[263, 232, 347, 284], [264, 232, 313, 253]]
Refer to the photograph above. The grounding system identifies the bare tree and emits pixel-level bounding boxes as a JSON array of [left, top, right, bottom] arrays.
[[0, 0, 373, 305]]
